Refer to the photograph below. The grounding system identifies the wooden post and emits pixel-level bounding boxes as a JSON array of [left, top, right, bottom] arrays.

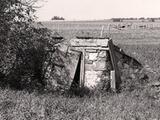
[[108, 39, 121, 91], [80, 49, 85, 88], [110, 70, 116, 91], [100, 25, 104, 37]]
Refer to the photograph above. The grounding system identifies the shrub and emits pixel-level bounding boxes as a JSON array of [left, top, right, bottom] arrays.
[[0, 0, 64, 91]]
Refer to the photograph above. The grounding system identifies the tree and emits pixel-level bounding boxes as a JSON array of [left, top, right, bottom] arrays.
[[0, 0, 61, 91], [0, 0, 35, 77], [51, 16, 65, 20]]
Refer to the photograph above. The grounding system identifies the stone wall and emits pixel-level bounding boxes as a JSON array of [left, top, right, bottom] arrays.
[[70, 38, 110, 89], [85, 50, 108, 88]]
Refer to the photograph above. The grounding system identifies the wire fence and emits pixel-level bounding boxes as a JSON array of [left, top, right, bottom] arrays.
[[47, 22, 160, 30]]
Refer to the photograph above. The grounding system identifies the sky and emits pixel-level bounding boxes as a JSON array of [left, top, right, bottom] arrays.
[[35, 0, 160, 21]]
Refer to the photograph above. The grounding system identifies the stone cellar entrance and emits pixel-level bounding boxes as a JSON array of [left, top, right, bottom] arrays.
[[69, 37, 121, 91]]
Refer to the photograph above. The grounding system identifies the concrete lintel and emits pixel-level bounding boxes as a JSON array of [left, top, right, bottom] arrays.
[[70, 38, 109, 47], [70, 47, 109, 51]]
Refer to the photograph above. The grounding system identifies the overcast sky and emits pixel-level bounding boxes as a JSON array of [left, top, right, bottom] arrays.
[[36, 0, 160, 21]]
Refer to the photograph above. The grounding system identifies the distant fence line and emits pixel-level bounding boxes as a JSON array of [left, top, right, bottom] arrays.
[[43, 22, 160, 39], [49, 23, 160, 31]]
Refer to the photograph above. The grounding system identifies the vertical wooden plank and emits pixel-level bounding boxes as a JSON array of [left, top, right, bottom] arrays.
[[80, 49, 85, 88], [110, 70, 116, 91], [83, 49, 86, 87], [108, 39, 121, 91]]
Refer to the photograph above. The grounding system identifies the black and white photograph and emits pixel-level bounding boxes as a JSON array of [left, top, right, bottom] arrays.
[[0, 0, 160, 119]]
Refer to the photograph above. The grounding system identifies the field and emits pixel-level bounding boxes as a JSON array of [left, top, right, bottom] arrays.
[[41, 20, 160, 44], [1, 20, 160, 119]]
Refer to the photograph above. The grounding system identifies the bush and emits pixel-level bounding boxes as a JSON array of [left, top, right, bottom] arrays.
[[0, 0, 64, 91]]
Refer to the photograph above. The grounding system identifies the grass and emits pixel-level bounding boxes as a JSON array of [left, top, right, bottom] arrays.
[[1, 21, 160, 119], [118, 44, 160, 80], [0, 88, 160, 120]]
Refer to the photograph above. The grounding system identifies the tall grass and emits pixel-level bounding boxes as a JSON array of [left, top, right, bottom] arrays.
[[0, 87, 160, 120]]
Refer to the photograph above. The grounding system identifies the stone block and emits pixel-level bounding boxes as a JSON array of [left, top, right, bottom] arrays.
[[85, 60, 93, 64], [93, 60, 106, 70], [85, 60, 106, 71], [99, 51, 106, 58], [85, 71, 103, 88], [88, 53, 98, 61]]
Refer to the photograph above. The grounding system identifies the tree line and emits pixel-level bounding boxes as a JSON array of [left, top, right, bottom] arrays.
[[111, 17, 160, 21]]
